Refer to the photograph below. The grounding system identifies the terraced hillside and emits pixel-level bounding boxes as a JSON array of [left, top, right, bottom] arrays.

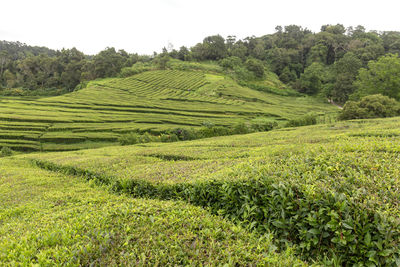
[[26, 117, 400, 265], [0, 69, 337, 152]]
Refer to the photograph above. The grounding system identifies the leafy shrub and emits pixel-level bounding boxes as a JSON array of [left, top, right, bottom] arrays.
[[232, 122, 251, 134], [170, 128, 197, 141], [0, 87, 67, 96], [168, 59, 223, 73], [201, 121, 215, 128], [219, 56, 243, 70], [232, 66, 255, 81], [119, 63, 152, 78], [245, 58, 265, 78], [118, 133, 140, 145], [286, 113, 318, 127], [250, 118, 278, 132], [340, 94, 400, 120], [139, 132, 158, 143], [160, 133, 179, 143], [74, 81, 88, 91], [0, 147, 12, 157], [197, 126, 230, 138]]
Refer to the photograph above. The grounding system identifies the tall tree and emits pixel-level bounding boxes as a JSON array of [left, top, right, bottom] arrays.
[[330, 52, 362, 103]]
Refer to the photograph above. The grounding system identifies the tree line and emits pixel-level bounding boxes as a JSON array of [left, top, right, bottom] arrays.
[[1, 24, 400, 104], [0, 41, 149, 93]]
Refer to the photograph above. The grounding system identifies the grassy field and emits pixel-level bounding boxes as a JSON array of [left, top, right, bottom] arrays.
[[24, 116, 400, 265], [0, 68, 337, 152]]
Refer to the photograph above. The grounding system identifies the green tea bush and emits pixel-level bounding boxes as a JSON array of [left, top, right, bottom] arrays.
[[170, 128, 198, 141], [285, 113, 318, 127], [139, 132, 158, 143], [118, 133, 140, 145], [340, 94, 400, 120], [119, 63, 152, 77], [197, 126, 230, 138], [0, 146, 12, 157], [250, 117, 278, 132], [119, 132, 160, 145], [232, 122, 251, 134], [168, 59, 223, 73], [159, 133, 169, 142]]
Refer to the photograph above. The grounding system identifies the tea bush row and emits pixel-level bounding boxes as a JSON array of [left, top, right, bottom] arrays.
[[118, 120, 278, 145]]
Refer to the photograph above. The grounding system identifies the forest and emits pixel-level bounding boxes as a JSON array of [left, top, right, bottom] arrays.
[[1, 24, 400, 105]]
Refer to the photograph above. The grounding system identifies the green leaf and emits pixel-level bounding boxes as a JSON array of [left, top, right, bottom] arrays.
[[366, 250, 376, 258], [271, 220, 286, 229], [342, 222, 353, 230], [308, 228, 321, 235], [364, 232, 371, 246], [378, 249, 392, 257]]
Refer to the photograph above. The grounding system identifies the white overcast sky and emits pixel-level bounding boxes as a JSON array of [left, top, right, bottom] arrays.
[[1, 0, 399, 55]]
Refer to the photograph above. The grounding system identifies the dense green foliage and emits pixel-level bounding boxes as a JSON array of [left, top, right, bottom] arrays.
[[340, 94, 400, 120], [0, 42, 145, 92], [0, 146, 12, 157], [27, 117, 400, 265], [353, 54, 400, 100], [184, 25, 400, 104]]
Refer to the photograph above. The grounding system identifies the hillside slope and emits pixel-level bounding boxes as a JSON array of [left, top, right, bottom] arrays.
[[0, 69, 337, 152]]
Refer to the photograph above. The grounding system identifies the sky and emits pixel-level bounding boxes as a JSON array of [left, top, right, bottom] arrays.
[[1, 0, 399, 55]]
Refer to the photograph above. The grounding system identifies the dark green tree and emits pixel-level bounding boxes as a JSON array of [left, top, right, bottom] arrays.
[[93, 47, 128, 78], [353, 54, 400, 100], [245, 58, 264, 78], [298, 62, 327, 94], [330, 52, 362, 103]]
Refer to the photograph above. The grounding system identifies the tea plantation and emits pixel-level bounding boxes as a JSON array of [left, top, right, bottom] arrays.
[[0, 69, 336, 152], [2, 67, 399, 265], [21, 117, 400, 266]]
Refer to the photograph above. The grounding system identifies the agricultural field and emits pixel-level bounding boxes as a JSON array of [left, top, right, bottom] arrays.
[[0, 158, 305, 266], [20, 116, 400, 265], [0, 68, 337, 152]]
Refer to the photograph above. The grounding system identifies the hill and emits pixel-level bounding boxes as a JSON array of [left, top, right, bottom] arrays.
[[0, 68, 337, 152], [1, 116, 398, 265]]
